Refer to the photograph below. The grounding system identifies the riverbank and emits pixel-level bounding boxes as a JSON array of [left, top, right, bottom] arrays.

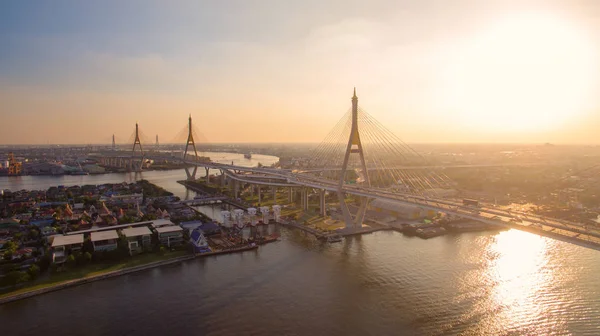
[[0, 244, 261, 305]]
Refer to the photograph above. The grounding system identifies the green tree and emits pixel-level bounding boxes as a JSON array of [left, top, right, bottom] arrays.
[[28, 264, 40, 280], [37, 255, 51, 273], [82, 238, 94, 254], [66, 254, 76, 268], [75, 252, 84, 265], [29, 229, 39, 240], [141, 214, 157, 221], [5, 271, 30, 287], [53, 207, 63, 219], [3, 240, 17, 260], [84, 252, 92, 263]]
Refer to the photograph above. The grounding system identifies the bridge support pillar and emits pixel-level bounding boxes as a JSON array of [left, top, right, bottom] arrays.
[[205, 167, 210, 183], [258, 187, 262, 204], [221, 171, 226, 187], [185, 166, 198, 181], [272, 186, 276, 202], [233, 180, 239, 199], [288, 187, 293, 203], [301, 188, 309, 211], [319, 189, 326, 217]]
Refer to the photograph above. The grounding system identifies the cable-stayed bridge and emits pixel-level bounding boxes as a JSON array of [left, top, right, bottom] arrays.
[[94, 89, 600, 251]]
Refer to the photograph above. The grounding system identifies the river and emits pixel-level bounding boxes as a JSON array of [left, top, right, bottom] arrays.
[[1, 152, 599, 335]]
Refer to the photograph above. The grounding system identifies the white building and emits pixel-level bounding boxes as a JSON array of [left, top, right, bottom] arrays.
[[51, 234, 84, 263], [91, 230, 119, 252], [121, 226, 152, 255], [156, 225, 184, 247]]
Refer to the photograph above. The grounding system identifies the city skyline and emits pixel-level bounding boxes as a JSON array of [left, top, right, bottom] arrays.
[[2, 1, 600, 145]]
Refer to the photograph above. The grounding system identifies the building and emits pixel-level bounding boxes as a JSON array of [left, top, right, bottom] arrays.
[[180, 220, 203, 233], [199, 222, 220, 235], [151, 219, 176, 229], [104, 193, 143, 204], [12, 247, 34, 260], [190, 228, 210, 253], [155, 225, 184, 247], [51, 234, 84, 263], [91, 230, 119, 252], [121, 226, 152, 255]]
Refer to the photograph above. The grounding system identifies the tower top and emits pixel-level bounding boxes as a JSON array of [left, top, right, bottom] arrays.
[[352, 87, 357, 100]]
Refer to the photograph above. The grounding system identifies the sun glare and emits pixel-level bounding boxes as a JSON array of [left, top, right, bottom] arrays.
[[443, 14, 597, 133]]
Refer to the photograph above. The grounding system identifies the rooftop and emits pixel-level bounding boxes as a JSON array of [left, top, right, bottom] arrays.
[[151, 219, 176, 228], [52, 234, 84, 247], [155, 226, 183, 234], [121, 226, 152, 237], [91, 230, 119, 242], [67, 219, 173, 235]]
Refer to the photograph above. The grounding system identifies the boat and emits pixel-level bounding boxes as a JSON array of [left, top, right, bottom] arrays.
[[244, 153, 252, 159], [326, 235, 342, 243]]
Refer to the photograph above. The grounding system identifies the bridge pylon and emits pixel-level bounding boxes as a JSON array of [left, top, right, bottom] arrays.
[[338, 88, 370, 230], [184, 115, 199, 180], [131, 123, 145, 171]]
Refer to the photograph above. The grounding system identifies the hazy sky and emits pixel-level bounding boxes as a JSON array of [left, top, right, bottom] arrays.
[[1, 0, 600, 145]]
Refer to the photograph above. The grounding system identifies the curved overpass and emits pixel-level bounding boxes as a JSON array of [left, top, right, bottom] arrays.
[[110, 154, 600, 251]]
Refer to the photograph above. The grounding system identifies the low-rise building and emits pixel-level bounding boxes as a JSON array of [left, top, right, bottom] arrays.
[[91, 230, 119, 252], [121, 226, 152, 255], [151, 219, 176, 229], [180, 220, 203, 233], [155, 225, 184, 247], [190, 228, 210, 253], [51, 234, 84, 263]]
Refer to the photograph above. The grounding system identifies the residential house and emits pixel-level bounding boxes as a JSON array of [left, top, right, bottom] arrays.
[[121, 226, 152, 255], [51, 234, 84, 263], [155, 225, 184, 247], [90, 230, 119, 252]]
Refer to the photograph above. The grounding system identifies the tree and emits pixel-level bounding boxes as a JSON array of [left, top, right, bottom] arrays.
[[3, 240, 17, 260], [75, 252, 85, 265], [13, 232, 23, 241], [66, 254, 76, 267], [53, 207, 63, 219], [83, 252, 92, 263], [141, 214, 157, 221], [28, 264, 40, 280], [37, 255, 51, 273], [29, 229, 39, 240], [117, 236, 130, 258], [5, 271, 30, 287], [82, 238, 94, 254]]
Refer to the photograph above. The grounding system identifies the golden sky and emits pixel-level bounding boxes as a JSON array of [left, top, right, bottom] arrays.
[[1, 1, 599, 145]]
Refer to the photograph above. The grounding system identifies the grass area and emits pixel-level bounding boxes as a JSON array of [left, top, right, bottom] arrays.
[[243, 193, 293, 207], [0, 250, 189, 299]]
